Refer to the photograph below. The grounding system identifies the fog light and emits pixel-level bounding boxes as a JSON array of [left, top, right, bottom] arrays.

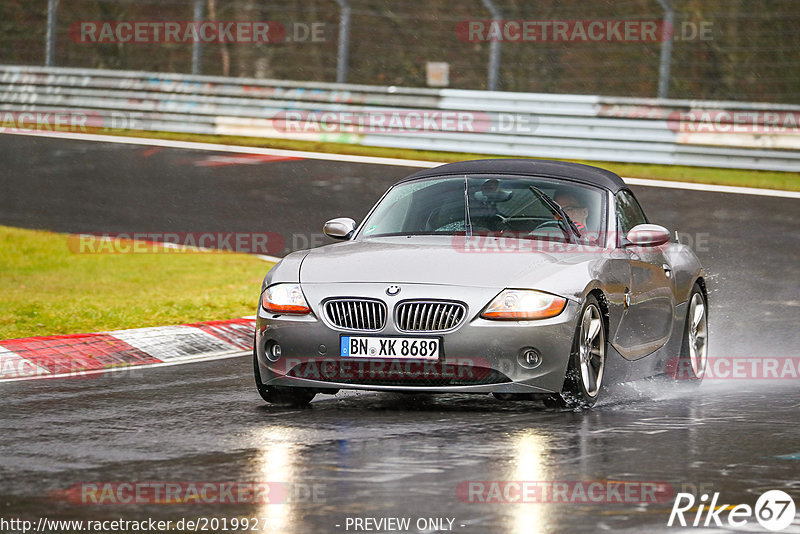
[[517, 347, 542, 369], [265, 340, 282, 362]]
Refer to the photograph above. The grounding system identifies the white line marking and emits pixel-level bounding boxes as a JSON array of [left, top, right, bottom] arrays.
[[623, 176, 800, 199], [0, 350, 248, 383], [4, 130, 798, 198], [108, 325, 238, 361], [256, 254, 282, 263], [2, 130, 440, 168]]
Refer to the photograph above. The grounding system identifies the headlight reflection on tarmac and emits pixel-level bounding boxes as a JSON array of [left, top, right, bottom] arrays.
[[253, 429, 298, 531], [509, 431, 551, 534]]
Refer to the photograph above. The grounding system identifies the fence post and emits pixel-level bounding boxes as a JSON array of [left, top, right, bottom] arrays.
[[481, 0, 501, 91], [45, 0, 59, 66], [335, 0, 351, 83], [191, 0, 204, 75], [657, 0, 674, 98]]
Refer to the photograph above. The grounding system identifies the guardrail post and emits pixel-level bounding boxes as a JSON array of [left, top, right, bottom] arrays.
[[656, 0, 674, 98], [191, 0, 204, 75], [45, 0, 58, 66], [481, 0, 501, 91], [335, 0, 351, 83]]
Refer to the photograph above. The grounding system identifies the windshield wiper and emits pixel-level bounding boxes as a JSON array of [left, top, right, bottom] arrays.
[[464, 175, 473, 237], [528, 185, 582, 241]]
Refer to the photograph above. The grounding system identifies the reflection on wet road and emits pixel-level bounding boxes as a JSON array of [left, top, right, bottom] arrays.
[[2, 357, 799, 533]]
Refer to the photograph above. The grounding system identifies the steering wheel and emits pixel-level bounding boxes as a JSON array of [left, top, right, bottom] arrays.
[[490, 213, 512, 231], [532, 220, 566, 232], [528, 220, 570, 240]]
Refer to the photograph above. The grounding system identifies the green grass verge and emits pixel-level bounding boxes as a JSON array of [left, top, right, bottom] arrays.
[[0, 226, 273, 340], [115, 129, 800, 192]]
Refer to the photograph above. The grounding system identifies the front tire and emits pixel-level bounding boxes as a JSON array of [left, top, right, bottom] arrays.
[[546, 295, 606, 408], [253, 351, 316, 407], [669, 283, 708, 384]]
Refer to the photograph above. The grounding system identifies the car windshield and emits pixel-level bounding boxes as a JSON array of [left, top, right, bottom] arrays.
[[360, 175, 605, 243]]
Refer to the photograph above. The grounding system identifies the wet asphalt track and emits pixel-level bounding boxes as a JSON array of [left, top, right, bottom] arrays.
[[1, 134, 799, 533]]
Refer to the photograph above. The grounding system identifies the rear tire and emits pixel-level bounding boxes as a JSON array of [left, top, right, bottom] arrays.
[[546, 294, 606, 409], [253, 351, 316, 407]]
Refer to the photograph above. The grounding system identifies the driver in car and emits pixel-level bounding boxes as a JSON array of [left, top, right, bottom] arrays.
[[554, 191, 589, 231]]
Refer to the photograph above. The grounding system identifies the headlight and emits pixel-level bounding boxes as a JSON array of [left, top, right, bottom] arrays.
[[261, 284, 311, 314], [481, 289, 566, 320]]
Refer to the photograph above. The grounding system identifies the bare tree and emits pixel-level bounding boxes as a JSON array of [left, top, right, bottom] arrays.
[[207, 0, 230, 76]]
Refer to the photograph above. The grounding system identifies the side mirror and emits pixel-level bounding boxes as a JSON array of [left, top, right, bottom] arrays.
[[323, 217, 357, 240], [626, 224, 670, 247]]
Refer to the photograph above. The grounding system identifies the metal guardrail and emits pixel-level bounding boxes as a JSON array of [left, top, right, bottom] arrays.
[[1, 65, 799, 172]]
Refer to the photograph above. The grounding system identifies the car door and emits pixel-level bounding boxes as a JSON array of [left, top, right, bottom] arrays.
[[611, 190, 676, 359]]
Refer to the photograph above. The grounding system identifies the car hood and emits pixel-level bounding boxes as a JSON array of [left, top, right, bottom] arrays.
[[298, 236, 598, 290]]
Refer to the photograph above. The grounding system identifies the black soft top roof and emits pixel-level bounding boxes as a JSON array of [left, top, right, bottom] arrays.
[[399, 159, 627, 192]]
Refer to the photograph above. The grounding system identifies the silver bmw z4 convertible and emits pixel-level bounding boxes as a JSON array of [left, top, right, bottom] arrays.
[[254, 159, 708, 407]]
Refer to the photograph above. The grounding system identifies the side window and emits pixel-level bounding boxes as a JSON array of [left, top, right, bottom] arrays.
[[615, 190, 648, 235]]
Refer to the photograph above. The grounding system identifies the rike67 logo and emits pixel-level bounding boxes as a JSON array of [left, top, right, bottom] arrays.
[[669, 490, 796, 531]]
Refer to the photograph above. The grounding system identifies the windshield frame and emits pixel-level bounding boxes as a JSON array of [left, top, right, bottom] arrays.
[[353, 173, 609, 245]]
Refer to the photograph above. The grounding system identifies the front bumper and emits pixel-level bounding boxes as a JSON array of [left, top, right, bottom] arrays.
[[255, 283, 579, 394]]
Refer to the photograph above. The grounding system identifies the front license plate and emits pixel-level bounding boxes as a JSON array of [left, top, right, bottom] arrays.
[[340, 336, 440, 360]]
